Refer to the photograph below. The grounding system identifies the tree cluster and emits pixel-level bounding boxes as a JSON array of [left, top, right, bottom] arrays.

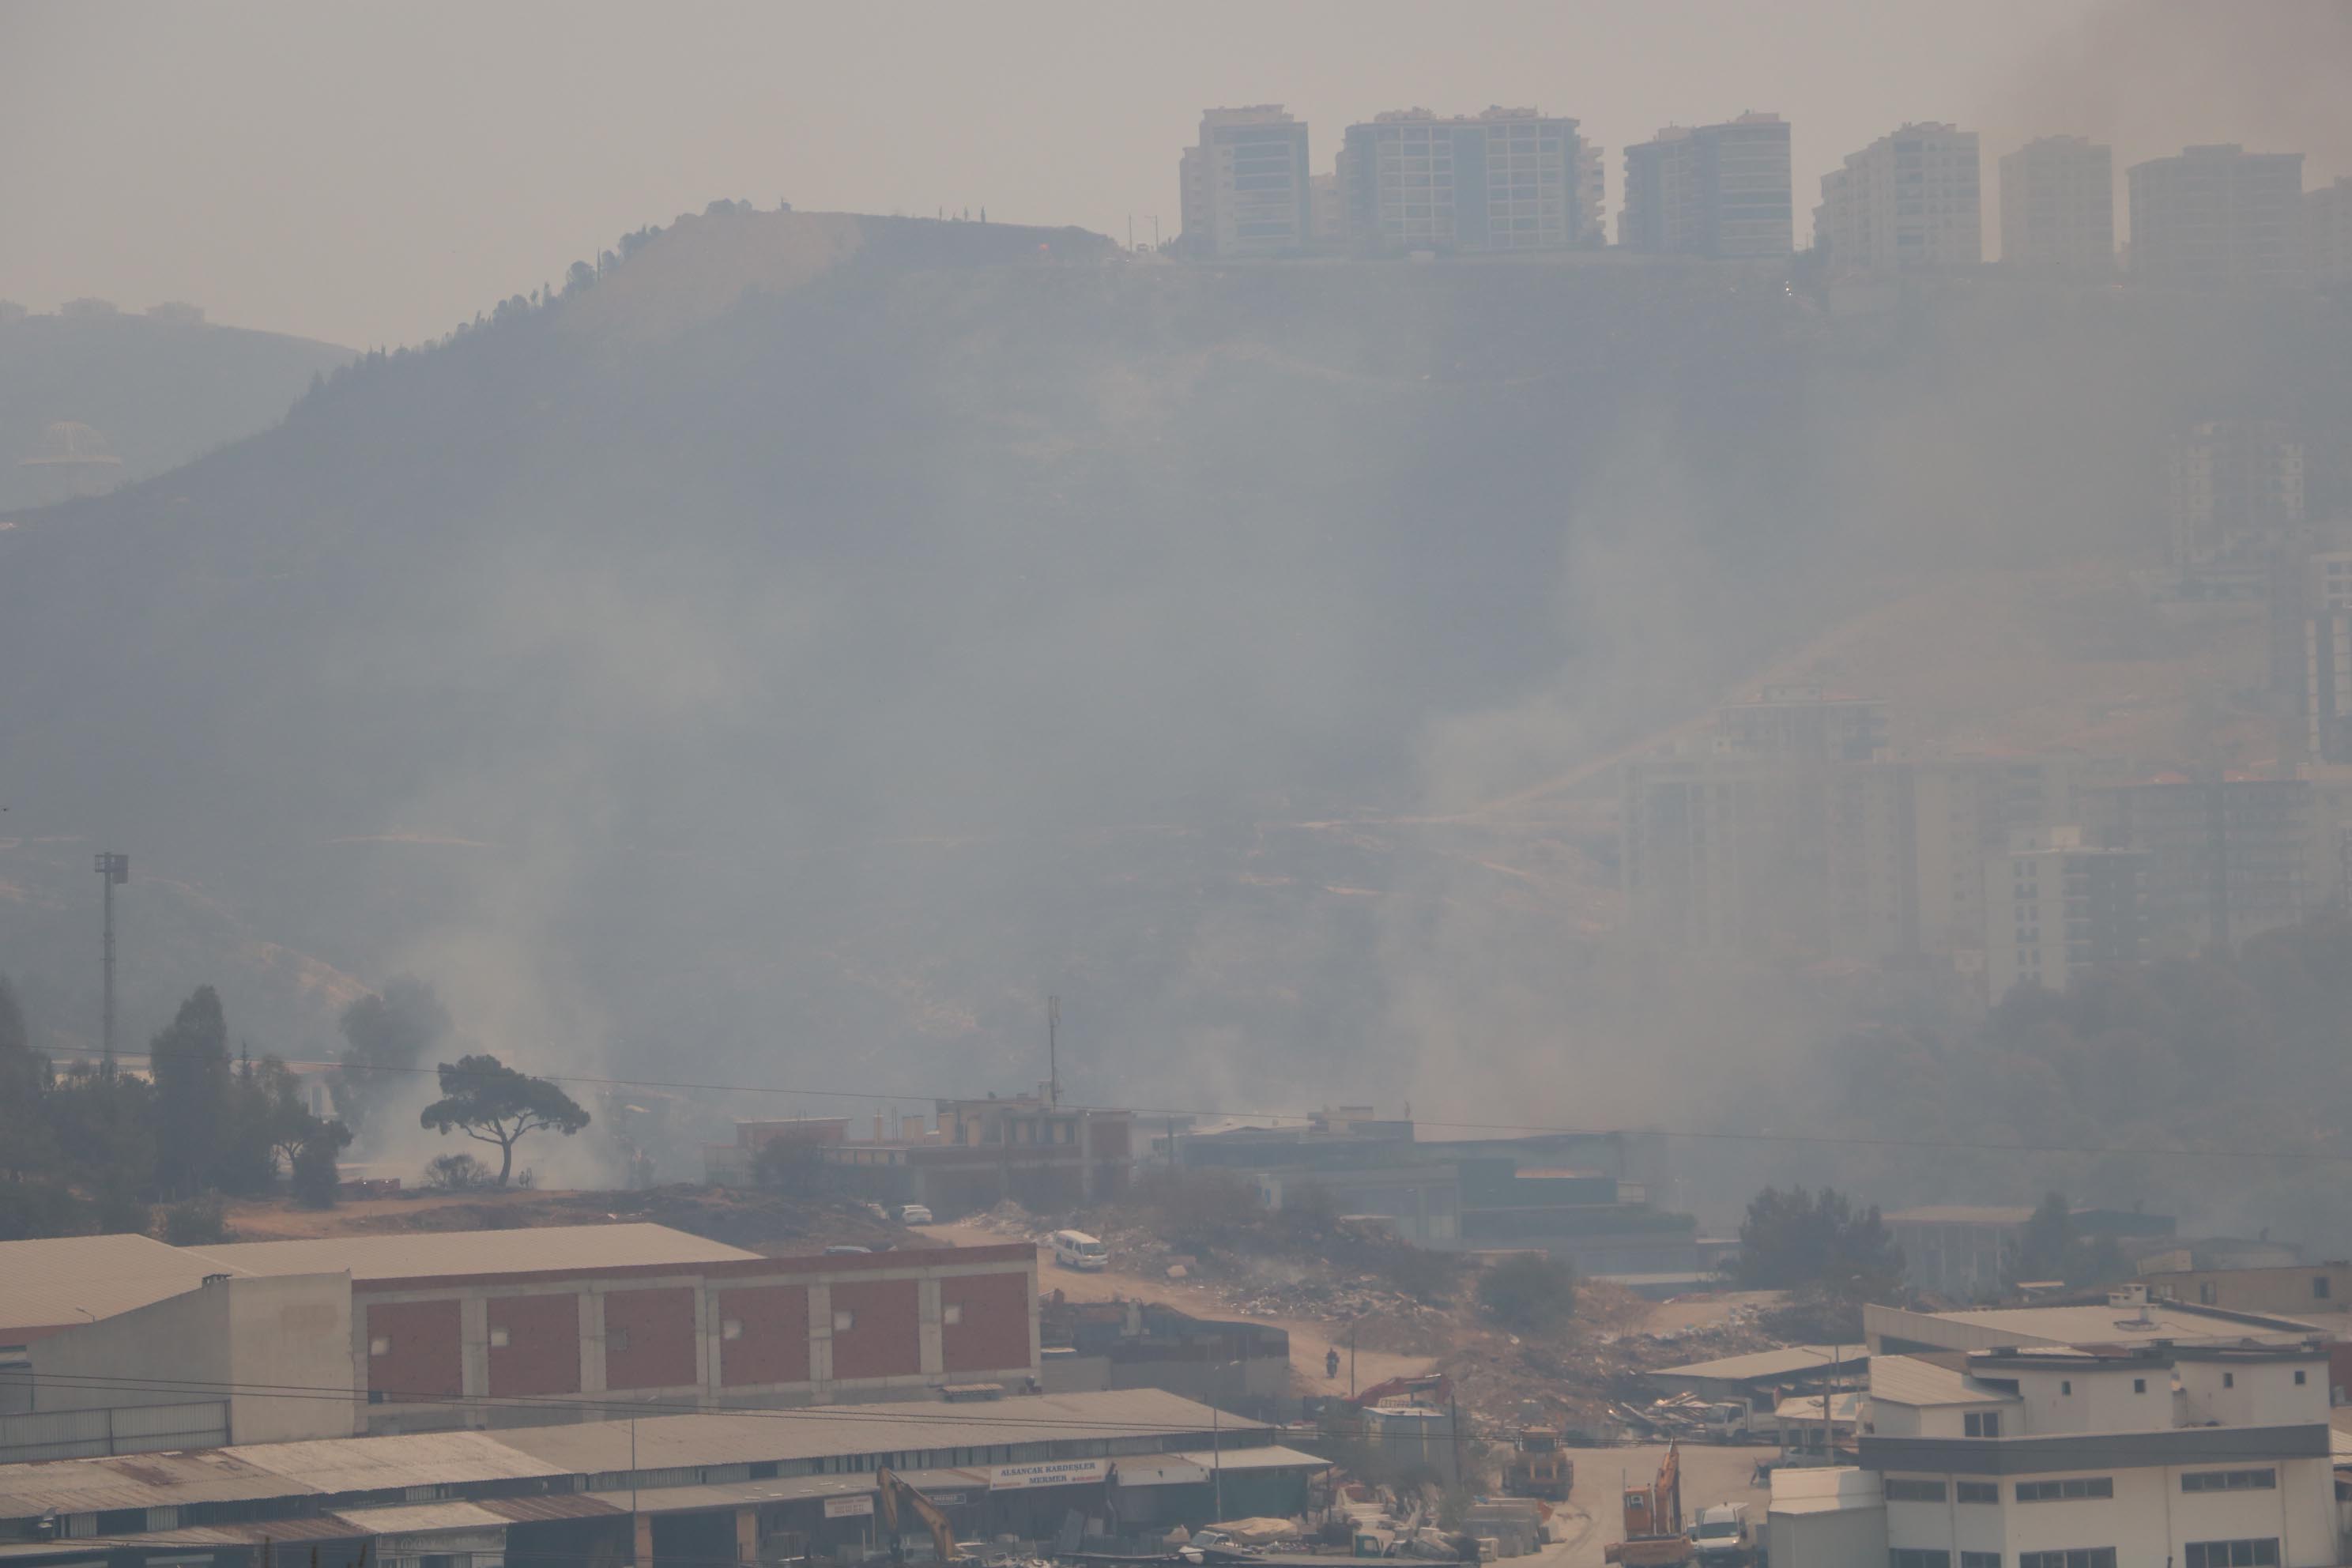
[[0, 976, 351, 1241], [1474, 1251, 1577, 1332], [1732, 1185, 1905, 1297]]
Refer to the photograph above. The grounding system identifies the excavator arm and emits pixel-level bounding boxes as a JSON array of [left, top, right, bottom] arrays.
[[876, 1468, 959, 1564]]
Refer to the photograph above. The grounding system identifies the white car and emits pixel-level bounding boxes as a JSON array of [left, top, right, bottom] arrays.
[[899, 1204, 934, 1224]]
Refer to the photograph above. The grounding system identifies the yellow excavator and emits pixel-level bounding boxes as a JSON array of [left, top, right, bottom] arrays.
[[876, 1468, 966, 1565], [1603, 1441, 1695, 1567]]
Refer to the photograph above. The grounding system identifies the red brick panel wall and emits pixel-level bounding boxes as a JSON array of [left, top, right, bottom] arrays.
[[603, 1286, 699, 1391], [365, 1298, 463, 1401], [718, 1284, 812, 1388], [488, 1292, 582, 1396], [940, 1270, 1031, 1374], [829, 1278, 921, 1380]]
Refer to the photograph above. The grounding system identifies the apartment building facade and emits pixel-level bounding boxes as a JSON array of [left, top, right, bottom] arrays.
[[1619, 113, 1794, 258], [2129, 145, 2307, 288], [2081, 778, 2312, 953], [2311, 178, 2352, 285], [2000, 135, 2114, 273], [1182, 107, 1312, 258], [1984, 827, 2147, 999], [1338, 107, 1589, 254], [2166, 418, 2305, 583], [1817, 123, 1982, 274]]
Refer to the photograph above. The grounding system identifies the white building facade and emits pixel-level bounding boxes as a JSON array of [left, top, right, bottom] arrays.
[[1865, 1344, 2337, 1568]]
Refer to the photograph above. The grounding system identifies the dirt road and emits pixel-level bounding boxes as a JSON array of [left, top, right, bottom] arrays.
[[1542, 1442, 1771, 1568], [915, 1219, 1436, 1396]]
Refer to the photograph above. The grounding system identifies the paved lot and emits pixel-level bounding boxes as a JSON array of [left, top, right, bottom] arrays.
[[1537, 1442, 1771, 1568]]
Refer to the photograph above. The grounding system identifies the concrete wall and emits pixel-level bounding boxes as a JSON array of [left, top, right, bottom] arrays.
[[32, 1272, 353, 1445]]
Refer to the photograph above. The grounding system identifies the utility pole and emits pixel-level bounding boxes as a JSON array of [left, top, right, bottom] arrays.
[[1046, 994, 1059, 1106], [94, 853, 127, 1062]]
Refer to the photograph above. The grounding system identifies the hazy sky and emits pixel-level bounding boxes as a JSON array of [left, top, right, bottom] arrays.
[[2, 0, 2343, 349]]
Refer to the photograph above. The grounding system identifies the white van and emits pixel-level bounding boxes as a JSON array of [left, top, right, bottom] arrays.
[[1051, 1229, 1109, 1271]]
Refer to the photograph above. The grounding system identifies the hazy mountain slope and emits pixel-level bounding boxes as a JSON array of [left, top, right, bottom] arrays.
[[0, 311, 353, 511], [2, 209, 2347, 1127]]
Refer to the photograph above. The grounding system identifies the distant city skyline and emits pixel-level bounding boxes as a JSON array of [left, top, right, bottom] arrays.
[[2, 0, 2347, 348]]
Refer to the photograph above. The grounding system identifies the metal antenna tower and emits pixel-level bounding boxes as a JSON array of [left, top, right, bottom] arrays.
[[1046, 994, 1060, 1106], [95, 853, 127, 1060]]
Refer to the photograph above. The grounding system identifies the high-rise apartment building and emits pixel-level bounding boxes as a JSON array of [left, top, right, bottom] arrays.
[[2128, 145, 2306, 287], [1999, 135, 2114, 273], [2310, 177, 2352, 285], [1913, 756, 2081, 959], [2082, 778, 2312, 953], [1338, 107, 1589, 254], [1620, 114, 1794, 258], [1180, 107, 1312, 258], [1815, 123, 1981, 274], [1984, 827, 2146, 999], [2166, 419, 2305, 579]]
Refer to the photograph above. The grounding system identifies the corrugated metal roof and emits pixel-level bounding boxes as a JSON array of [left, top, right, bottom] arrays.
[[0, 1447, 308, 1517], [220, 1429, 570, 1493], [189, 1223, 757, 1282], [333, 1501, 512, 1535], [1653, 1345, 1863, 1383], [498, 1389, 1262, 1474], [1164, 1446, 1328, 1473], [0, 1234, 251, 1339], [624, 1469, 990, 1515], [473, 1493, 625, 1522], [1868, 1355, 2016, 1408]]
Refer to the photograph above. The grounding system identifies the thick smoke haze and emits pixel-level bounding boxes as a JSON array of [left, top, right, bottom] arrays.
[[2, 3, 2351, 1246]]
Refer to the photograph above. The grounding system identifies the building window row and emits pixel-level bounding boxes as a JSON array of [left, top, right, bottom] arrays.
[[2015, 1476, 2113, 1502], [2185, 1542, 2280, 1568], [2181, 1468, 2275, 1492], [1890, 1551, 1951, 1568], [1956, 1480, 1998, 1503], [1885, 1478, 1946, 1502], [2020, 1551, 2117, 1568]]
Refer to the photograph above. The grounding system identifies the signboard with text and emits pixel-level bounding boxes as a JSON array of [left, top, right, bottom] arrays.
[[988, 1457, 1110, 1491], [824, 1494, 876, 1519]]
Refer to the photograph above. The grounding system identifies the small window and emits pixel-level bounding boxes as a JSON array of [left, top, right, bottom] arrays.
[[488, 1325, 511, 1348], [1956, 1481, 1998, 1504], [2223, 1372, 2235, 1388], [1964, 1411, 2002, 1437], [834, 1310, 855, 1332], [722, 1319, 743, 1341], [2060, 1379, 2072, 1395], [609, 1328, 630, 1353], [2294, 1369, 2307, 1385], [943, 1303, 963, 1326], [2133, 1378, 2147, 1393], [2316, 1276, 2332, 1300], [369, 1335, 391, 1357]]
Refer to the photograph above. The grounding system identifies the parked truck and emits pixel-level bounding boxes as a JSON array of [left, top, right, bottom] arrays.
[[1689, 1502, 1758, 1566]]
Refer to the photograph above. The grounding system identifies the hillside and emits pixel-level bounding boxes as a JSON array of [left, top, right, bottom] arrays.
[[2, 207, 2347, 1145], [0, 310, 353, 511]]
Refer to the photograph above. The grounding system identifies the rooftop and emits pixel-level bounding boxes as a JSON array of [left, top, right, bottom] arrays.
[[1870, 1298, 2320, 1352], [0, 1389, 1261, 1524], [0, 1233, 251, 1343], [1653, 1344, 1864, 1383], [1883, 1205, 2037, 1226], [1868, 1354, 2016, 1408], [188, 1223, 759, 1282]]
